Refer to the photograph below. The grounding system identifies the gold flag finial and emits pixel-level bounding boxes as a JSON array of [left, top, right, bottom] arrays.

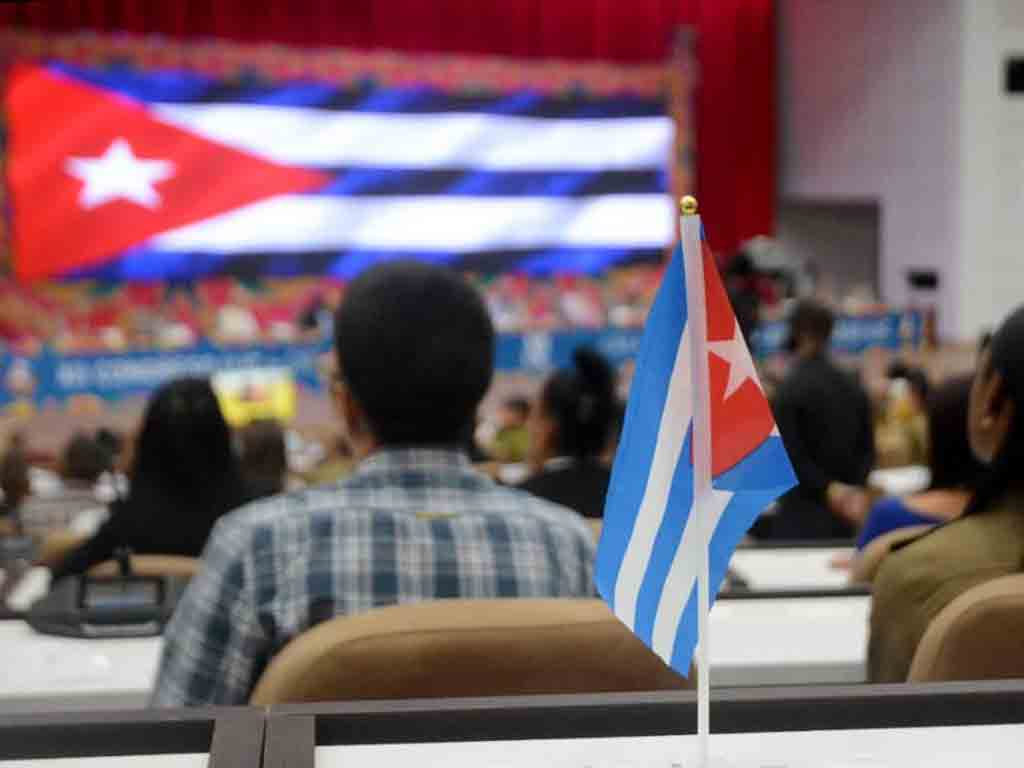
[[680, 195, 698, 216]]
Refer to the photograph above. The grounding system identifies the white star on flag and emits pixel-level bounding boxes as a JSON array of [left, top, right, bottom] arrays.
[[65, 138, 175, 210], [708, 320, 762, 399]]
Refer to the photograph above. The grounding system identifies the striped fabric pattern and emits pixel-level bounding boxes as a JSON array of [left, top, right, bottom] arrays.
[[50, 62, 674, 280], [151, 448, 597, 707]]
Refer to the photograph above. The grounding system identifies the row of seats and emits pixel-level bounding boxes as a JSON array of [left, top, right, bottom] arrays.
[[43, 550, 1024, 701]]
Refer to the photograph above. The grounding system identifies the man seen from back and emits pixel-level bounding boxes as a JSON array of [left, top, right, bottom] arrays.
[[151, 261, 597, 706]]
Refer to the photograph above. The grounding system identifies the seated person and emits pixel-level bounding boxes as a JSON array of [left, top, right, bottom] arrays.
[[151, 261, 596, 707], [857, 376, 986, 549], [869, 305, 1024, 682], [50, 377, 251, 581], [487, 396, 531, 463], [518, 348, 616, 519], [875, 363, 930, 467], [17, 433, 110, 540], [771, 300, 875, 539], [238, 419, 288, 500]]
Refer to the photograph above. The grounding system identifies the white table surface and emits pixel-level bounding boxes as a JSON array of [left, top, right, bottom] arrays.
[[316, 724, 1022, 768], [0, 621, 162, 713], [0, 756, 207, 768], [0, 593, 866, 712], [728, 548, 854, 592], [708, 595, 868, 686]]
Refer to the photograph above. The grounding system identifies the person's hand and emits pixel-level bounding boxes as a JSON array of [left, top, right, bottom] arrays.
[[827, 482, 870, 526]]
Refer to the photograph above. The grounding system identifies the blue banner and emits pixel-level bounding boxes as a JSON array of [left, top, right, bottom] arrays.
[[0, 311, 921, 407]]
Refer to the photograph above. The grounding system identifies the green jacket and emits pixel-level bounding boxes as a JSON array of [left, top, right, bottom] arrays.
[[868, 491, 1024, 682]]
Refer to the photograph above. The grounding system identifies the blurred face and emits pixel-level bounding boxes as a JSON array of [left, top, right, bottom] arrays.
[[498, 406, 526, 431], [968, 349, 1015, 464]]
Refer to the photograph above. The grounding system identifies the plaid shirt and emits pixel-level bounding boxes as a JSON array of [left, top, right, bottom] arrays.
[[151, 448, 597, 707]]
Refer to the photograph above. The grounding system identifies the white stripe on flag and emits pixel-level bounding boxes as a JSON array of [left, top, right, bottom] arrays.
[[612, 326, 692, 631], [149, 194, 675, 252], [152, 104, 674, 170], [650, 488, 734, 663]]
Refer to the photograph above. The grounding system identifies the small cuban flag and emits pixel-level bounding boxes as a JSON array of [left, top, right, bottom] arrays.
[[596, 198, 797, 676]]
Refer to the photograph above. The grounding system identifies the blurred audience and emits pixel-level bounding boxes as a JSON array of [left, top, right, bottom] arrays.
[[857, 376, 985, 549], [152, 261, 595, 707], [772, 300, 875, 539], [50, 377, 251, 581], [16, 433, 110, 541], [869, 305, 1024, 682], [875, 362, 930, 467], [724, 249, 762, 344], [238, 419, 289, 499], [519, 348, 616, 519]]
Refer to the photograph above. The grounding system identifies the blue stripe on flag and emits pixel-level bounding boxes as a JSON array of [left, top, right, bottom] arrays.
[[66, 247, 661, 281], [315, 168, 667, 198], [595, 243, 687, 610], [48, 62, 665, 118], [666, 438, 796, 670], [631, 429, 695, 647], [713, 435, 797, 495]]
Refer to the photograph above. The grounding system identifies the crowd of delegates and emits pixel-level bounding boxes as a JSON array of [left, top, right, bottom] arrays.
[[0, 267, 671, 354], [1, 259, 1022, 704]]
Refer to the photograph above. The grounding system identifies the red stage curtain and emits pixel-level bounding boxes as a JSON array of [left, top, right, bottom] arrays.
[[2, 0, 775, 254]]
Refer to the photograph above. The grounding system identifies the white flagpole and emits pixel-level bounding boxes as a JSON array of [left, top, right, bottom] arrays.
[[680, 195, 712, 767]]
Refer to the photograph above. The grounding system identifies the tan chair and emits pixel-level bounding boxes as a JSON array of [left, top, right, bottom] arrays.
[[908, 573, 1024, 682], [36, 529, 87, 569], [850, 524, 934, 584], [250, 598, 689, 705], [88, 555, 201, 579], [588, 519, 603, 541]]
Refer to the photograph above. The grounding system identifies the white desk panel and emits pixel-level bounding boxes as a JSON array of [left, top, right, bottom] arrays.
[[0, 622, 161, 713], [708, 596, 868, 686], [0, 756, 207, 768], [728, 548, 854, 592], [317, 724, 1022, 768], [0, 594, 867, 713]]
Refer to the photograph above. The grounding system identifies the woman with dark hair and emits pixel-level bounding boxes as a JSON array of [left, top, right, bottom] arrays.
[[51, 377, 251, 580], [856, 375, 987, 549], [869, 305, 1024, 682], [518, 347, 616, 518]]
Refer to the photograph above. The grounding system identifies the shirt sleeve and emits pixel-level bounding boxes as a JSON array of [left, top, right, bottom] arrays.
[[150, 517, 267, 707]]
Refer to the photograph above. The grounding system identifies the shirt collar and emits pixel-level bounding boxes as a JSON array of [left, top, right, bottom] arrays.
[[356, 446, 473, 475]]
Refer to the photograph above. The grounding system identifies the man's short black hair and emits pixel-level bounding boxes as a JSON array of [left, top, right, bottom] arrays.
[[788, 299, 835, 344], [334, 261, 494, 446]]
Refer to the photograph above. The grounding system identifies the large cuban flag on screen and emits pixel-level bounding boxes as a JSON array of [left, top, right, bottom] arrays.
[[595, 221, 797, 675], [4, 62, 674, 282]]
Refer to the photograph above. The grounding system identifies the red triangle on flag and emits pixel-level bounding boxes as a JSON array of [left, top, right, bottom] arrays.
[[5, 65, 329, 281], [702, 243, 776, 477]]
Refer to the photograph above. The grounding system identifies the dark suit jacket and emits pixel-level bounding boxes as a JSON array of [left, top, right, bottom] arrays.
[[518, 461, 611, 519], [771, 354, 875, 539]]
